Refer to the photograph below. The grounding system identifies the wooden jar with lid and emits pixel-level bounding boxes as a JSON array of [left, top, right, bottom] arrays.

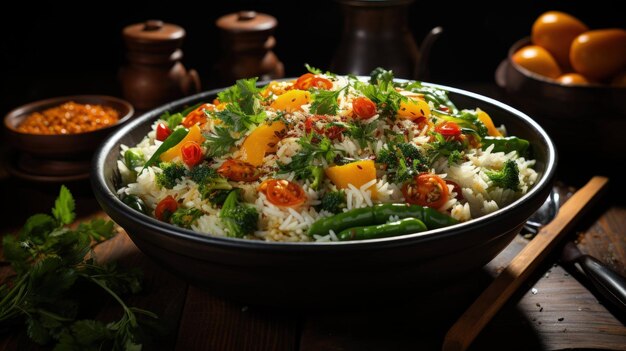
[[119, 20, 200, 111], [215, 11, 284, 83]]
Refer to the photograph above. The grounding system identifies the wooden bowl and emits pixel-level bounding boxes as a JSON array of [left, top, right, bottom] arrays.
[[4, 95, 134, 159], [496, 37, 626, 185], [92, 82, 557, 307]]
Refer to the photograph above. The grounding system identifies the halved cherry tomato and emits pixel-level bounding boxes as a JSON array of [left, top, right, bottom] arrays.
[[156, 123, 172, 141], [352, 97, 377, 119], [182, 103, 213, 128], [402, 173, 449, 209], [445, 180, 464, 201], [259, 179, 306, 207], [294, 73, 315, 90], [181, 141, 203, 167], [218, 159, 260, 182], [435, 121, 462, 138], [155, 195, 178, 222], [310, 77, 333, 90]]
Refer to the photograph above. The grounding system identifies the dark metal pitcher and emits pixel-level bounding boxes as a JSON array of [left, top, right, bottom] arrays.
[[330, 0, 442, 80]]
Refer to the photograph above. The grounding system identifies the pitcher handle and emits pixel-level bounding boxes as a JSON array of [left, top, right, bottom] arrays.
[[415, 26, 443, 81]]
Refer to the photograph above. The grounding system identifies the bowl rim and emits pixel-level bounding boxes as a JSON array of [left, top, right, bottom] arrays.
[[4, 94, 134, 135], [507, 37, 626, 90], [92, 80, 557, 252]]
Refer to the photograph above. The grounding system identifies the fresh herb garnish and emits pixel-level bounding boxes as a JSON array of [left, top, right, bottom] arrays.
[[0, 186, 158, 350], [345, 120, 378, 148], [214, 78, 266, 132], [354, 77, 405, 118], [305, 63, 322, 74], [309, 88, 343, 115], [203, 126, 240, 157], [279, 134, 341, 181], [427, 132, 466, 166]]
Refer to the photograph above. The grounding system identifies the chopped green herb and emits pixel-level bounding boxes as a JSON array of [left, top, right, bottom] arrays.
[[0, 186, 158, 350], [203, 126, 240, 157], [310, 88, 343, 115]]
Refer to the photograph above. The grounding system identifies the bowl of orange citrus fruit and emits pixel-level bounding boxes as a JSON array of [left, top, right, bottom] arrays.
[[496, 10, 626, 185]]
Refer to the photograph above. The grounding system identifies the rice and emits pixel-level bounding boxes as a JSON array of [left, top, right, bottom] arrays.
[[116, 71, 538, 242]]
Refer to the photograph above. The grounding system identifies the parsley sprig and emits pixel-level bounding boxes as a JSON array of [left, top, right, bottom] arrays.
[[203, 126, 240, 157], [0, 186, 158, 350], [214, 78, 266, 132]]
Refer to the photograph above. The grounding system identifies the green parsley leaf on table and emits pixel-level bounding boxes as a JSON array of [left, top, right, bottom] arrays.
[[0, 185, 159, 351]]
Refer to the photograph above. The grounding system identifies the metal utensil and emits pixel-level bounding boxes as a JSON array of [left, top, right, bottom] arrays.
[[523, 187, 560, 235], [524, 187, 626, 315]]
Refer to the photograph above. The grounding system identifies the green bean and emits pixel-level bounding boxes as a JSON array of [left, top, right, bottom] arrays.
[[338, 218, 427, 241], [122, 195, 148, 214], [482, 136, 530, 158], [124, 148, 145, 170], [372, 204, 458, 229], [308, 203, 458, 236], [308, 207, 375, 236], [142, 127, 189, 170]]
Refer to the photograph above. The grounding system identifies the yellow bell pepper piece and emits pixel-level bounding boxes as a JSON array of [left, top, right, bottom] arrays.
[[160, 125, 205, 162], [240, 122, 286, 166], [477, 109, 502, 137], [270, 90, 311, 112], [397, 98, 431, 120], [325, 160, 377, 199]]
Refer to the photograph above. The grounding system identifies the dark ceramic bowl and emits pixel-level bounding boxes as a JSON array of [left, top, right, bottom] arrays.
[[496, 37, 626, 185], [92, 83, 556, 306], [4, 95, 134, 158]]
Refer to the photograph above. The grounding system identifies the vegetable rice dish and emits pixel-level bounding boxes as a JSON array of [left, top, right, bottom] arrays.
[[116, 67, 537, 242]]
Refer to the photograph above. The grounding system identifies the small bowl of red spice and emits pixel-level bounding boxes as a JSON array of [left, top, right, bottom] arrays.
[[4, 95, 133, 158]]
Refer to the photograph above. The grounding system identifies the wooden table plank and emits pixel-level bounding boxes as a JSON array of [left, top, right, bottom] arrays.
[[175, 287, 299, 351]]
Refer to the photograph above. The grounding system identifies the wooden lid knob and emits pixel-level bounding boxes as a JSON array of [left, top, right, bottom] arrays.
[[123, 20, 185, 43], [216, 11, 277, 33]]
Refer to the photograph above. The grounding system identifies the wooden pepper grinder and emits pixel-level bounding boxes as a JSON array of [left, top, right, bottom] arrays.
[[215, 11, 284, 83], [120, 20, 201, 111]]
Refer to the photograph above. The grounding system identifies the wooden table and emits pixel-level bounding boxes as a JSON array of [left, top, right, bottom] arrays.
[[0, 175, 625, 351]]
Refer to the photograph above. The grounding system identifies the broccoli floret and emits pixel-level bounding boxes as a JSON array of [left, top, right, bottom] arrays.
[[219, 190, 259, 238], [199, 177, 233, 205], [170, 207, 203, 229], [318, 191, 346, 214], [486, 160, 520, 191], [203, 188, 233, 206], [189, 164, 218, 184], [376, 147, 398, 169], [156, 162, 186, 189], [376, 143, 427, 182]]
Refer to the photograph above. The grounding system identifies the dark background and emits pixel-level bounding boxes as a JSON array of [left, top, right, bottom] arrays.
[[0, 0, 623, 116]]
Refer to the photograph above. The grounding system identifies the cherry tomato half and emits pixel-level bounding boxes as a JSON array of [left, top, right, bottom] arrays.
[[294, 73, 315, 90], [402, 173, 449, 209], [182, 103, 212, 128], [156, 123, 172, 141], [155, 195, 178, 222], [181, 141, 203, 167], [435, 121, 462, 138], [218, 159, 260, 182], [310, 77, 333, 90], [260, 179, 306, 207], [352, 97, 377, 119]]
